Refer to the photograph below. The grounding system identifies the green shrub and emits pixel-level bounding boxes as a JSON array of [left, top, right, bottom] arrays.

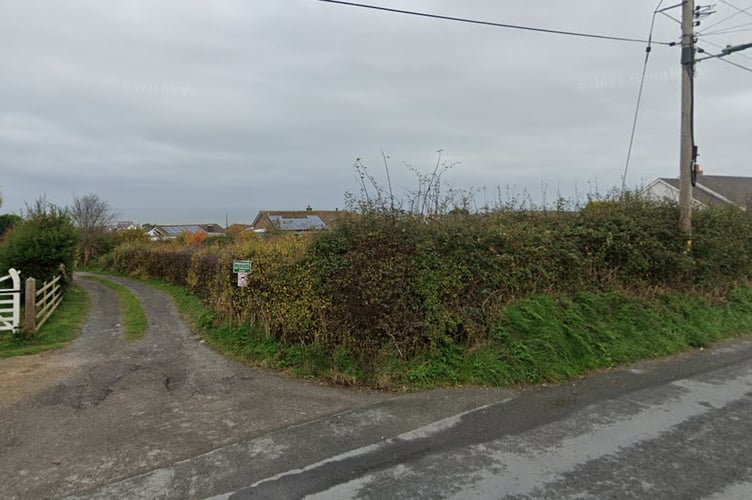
[[574, 196, 688, 289], [692, 205, 752, 286], [0, 200, 79, 282], [100, 195, 752, 379], [0, 214, 22, 240], [111, 242, 194, 286]]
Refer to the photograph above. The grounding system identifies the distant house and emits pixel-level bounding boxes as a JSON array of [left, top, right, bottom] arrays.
[[146, 223, 225, 241], [114, 221, 138, 231], [641, 175, 752, 209], [226, 223, 252, 232], [251, 206, 344, 234]]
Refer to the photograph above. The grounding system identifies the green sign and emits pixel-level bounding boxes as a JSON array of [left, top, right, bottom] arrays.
[[233, 260, 252, 273]]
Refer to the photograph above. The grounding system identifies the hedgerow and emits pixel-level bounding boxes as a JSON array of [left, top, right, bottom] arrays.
[[101, 195, 752, 377]]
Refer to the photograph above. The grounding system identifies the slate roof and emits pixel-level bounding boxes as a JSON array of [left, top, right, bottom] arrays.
[[251, 209, 346, 232], [267, 215, 326, 231], [148, 224, 225, 238], [161, 225, 204, 236], [658, 175, 752, 208]]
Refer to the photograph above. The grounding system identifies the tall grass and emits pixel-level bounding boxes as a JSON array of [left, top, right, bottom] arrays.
[[392, 288, 752, 388]]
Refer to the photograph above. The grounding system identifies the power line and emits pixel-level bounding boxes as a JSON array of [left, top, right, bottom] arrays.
[[316, 0, 677, 46], [719, 0, 752, 20], [703, 27, 752, 36], [700, 37, 752, 60], [700, 21, 752, 36], [700, 1, 752, 31], [718, 54, 752, 71], [697, 44, 752, 72], [622, 1, 665, 193], [710, 26, 752, 35]]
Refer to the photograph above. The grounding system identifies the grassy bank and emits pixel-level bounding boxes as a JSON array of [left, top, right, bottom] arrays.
[[149, 277, 752, 390], [393, 288, 752, 388], [82, 276, 148, 340], [0, 283, 90, 358]]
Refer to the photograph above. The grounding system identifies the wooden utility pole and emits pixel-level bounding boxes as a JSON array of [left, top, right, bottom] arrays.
[[679, 0, 696, 235]]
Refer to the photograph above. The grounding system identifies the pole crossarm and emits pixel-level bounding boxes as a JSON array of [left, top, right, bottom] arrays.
[[695, 41, 752, 61], [722, 41, 752, 54]]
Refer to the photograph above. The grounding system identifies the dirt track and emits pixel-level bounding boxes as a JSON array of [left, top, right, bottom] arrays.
[[0, 274, 388, 499]]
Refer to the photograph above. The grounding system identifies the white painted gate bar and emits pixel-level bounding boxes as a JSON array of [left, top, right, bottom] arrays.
[[0, 268, 21, 333]]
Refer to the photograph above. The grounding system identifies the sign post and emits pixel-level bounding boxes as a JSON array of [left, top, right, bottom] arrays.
[[232, 260, 252, 274], [232, 260, 252, 288]]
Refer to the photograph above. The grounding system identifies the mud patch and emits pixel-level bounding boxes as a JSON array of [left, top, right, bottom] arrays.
[[0, 353, 79, 411], [43, 382, 114, 410]]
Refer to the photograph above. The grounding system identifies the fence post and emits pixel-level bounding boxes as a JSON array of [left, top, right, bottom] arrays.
[[24, 277, 36, 336]]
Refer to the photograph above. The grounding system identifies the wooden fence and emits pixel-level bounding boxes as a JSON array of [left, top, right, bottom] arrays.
[[25, 275, 63, 333], [0, 268, 21, 334], [0, 269, 65, 336]]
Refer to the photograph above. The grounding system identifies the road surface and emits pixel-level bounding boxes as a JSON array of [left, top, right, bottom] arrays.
[[2, 275, 752, 499]]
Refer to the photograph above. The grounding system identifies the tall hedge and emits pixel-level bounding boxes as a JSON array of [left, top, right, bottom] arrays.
[[103, 197, 752, 364]]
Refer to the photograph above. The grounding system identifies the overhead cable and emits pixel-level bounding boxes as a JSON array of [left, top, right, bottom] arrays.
[[696, 44, 752, 72], [717, 55, 752, 71], [719, 0, 752, 20], [699, 4, 750, 31], [316, 0, 677, 46], [622, 0, 665, 193], [700, 21, 752, 36], [700, 38, 752, 60]]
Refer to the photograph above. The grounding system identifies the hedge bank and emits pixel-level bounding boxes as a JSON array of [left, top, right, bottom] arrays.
[[102, 197, 752, 384]]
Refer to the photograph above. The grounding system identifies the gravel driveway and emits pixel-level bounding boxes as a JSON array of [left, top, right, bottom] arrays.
[[0, 274, 388, 499]]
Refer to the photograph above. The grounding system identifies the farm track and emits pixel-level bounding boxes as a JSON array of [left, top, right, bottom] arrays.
[[0, 274, 389, 499]]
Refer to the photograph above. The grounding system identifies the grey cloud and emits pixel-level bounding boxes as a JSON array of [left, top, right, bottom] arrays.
[[1, 0, 749, 223]]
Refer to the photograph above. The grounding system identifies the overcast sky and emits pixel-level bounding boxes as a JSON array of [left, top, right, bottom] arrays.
[[1, 0, 750, 225]]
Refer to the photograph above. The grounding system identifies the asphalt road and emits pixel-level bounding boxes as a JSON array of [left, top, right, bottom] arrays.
[[3, 275, 752, 499], [207, 338, 752, 500]]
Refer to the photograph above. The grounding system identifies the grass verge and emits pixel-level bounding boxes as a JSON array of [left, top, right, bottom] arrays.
[[390, 287, 752, 389], [82, 276, 148, 340], [0, 283, 90, 358], [144, 278, 752, 390]]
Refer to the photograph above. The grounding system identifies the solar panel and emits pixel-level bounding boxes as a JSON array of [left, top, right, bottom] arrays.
[[162, 225, 203, 235], [268, 215, 326, 231]]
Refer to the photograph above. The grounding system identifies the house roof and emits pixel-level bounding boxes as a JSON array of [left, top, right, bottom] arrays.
[[251, 209, 346, 231], [148, 224, 225, 237], [268, 214, 326, 231], [226, 223, 253, 234], [656, 175, 752, 208]]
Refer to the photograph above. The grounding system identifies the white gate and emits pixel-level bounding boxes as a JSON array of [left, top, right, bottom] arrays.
[[0, 268, 21, 333]]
